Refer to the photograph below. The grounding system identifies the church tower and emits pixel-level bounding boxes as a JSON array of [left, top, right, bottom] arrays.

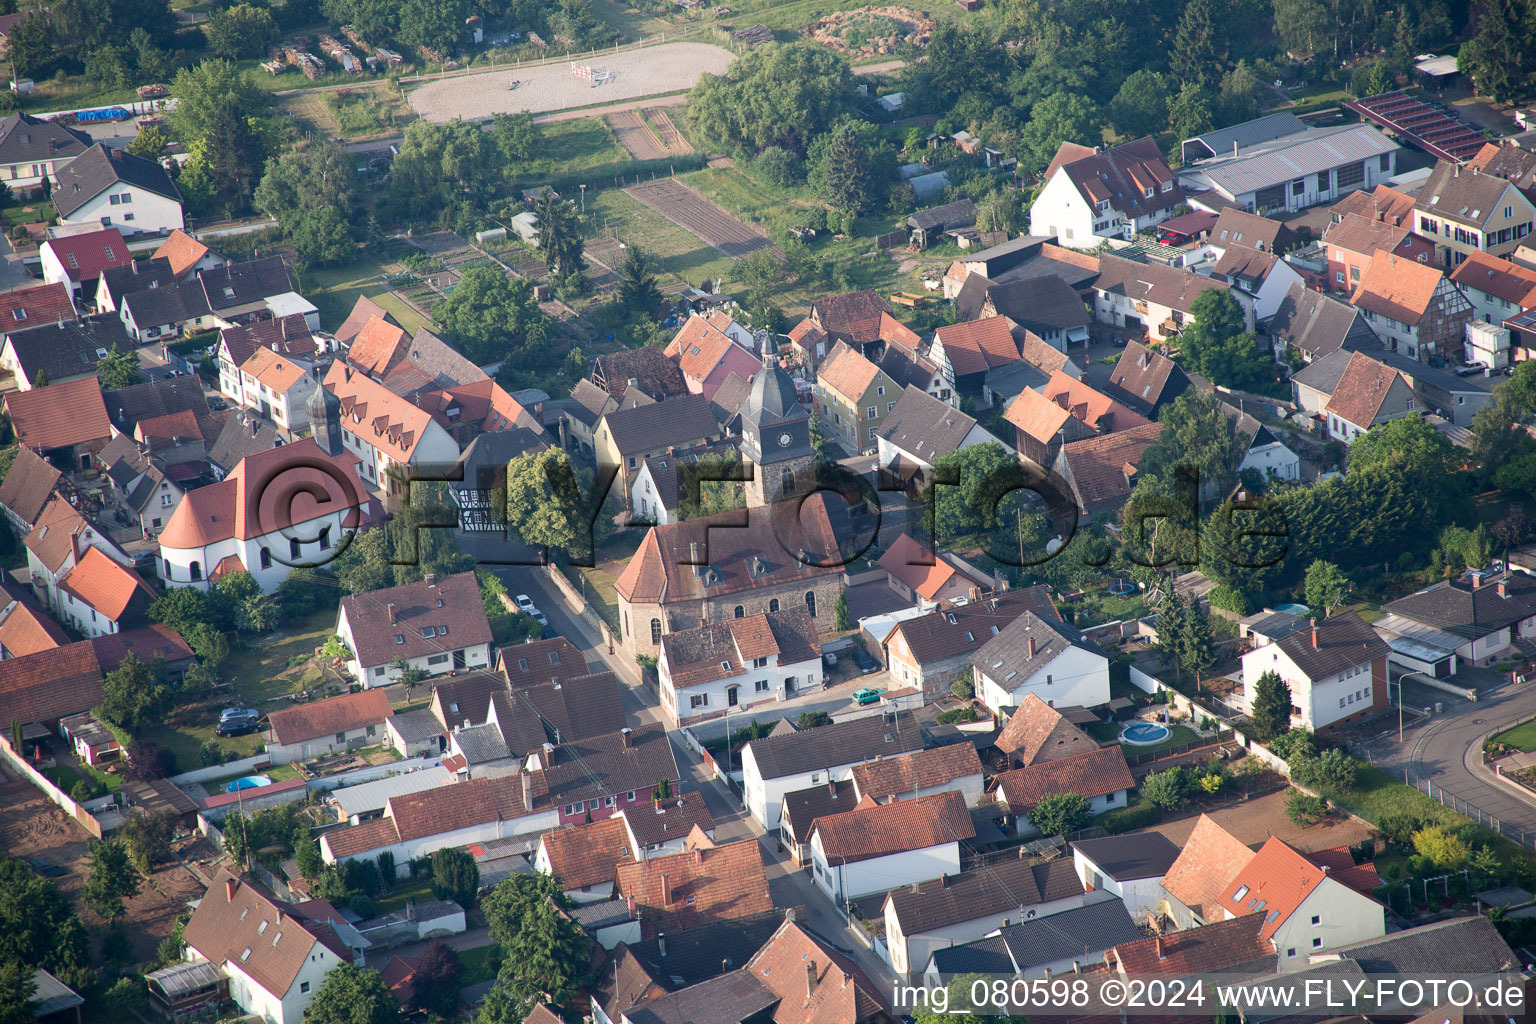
[[307, 377, 344, 457], [740, 337, 814, 508]]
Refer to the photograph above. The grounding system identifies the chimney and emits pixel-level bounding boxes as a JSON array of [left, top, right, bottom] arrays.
[[626, 895, 637, 918], [388, 602, 396, 624], [225, 877, 238, 901], [657, 933, 667, 957], [1233, 140, 1239, 157], [1474, 572, 1483, 589], [621, 727, 633, 749], [690, 541, 701, 578], [425, 573, 437, 587], [1500, 578, 1509, 598], [1027, 635, 1036, 659], [520, 770, 532, 809], [827, 778, 836, 796], [806, 960, 817, 998], [1155, 936, 1164, 959], [1310, 618, 1318, 649], [694, 848, 704, 866], [784, 907, 797, 923], [661, 873, 672, 906]]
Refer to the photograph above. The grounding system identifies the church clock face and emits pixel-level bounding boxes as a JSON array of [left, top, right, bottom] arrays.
[[777, 432, 793, 448]]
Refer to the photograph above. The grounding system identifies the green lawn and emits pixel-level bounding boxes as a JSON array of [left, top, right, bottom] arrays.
[[375, 875, 435, 914], [520, 118, 630, 180], [570, 562, 622, 632], [457, 942, 503, 986], [1313, 763, 1460, 830], [1494, 720, 1536, 752], [300, 259, 430, 335], [43, 760, 123, 796], [1086, 721, 1122, 742]]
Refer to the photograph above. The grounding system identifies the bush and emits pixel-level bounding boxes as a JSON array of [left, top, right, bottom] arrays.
[[70, 778, 97, 803], [1377, 811, 1423, 848], [936, 705, 979, 724], [1098, 801, 1160, 833], [1287, 791, 1325, 826], [1028, 793, 1092, 837], [1268, 729, 1317, 763], [796, 711, 832, 729], [348, 894, 377, 918], [1139, 767, 1189, 811], [1208, 584, 1252, 615], [199, 740, 227, 768], [753, 146, 804, 188], [1412, 825, 1470, 870], [950, 668, 975, 700], [1292, 748, 1358, 791]]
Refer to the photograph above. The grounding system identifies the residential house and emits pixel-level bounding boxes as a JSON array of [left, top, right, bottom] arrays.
[[55, 545, 155, 637], [154, 228, 226, 279], [740, 710, 924, 828], [1005, 371, 1151, 469], [413, 378, 537, 449], [1070, 832, 1182, 922], [879, 587, 1059, 697], [1382, 571, 1536, 669], [921, 890, 1142, 983], [39, 227, 131, 299], [532, 723, 683, 827], [1160, 813, 1256, 928], [217, 316, 322, 410], [237, 350, 319, 435], [848, 743, 984, 806], [265, 690, 394, 765], [3, 376, 111, 471], [628, 440, 737, 526], [876, 533, 990, 606], [563, 378, 641, 458], [0, 112, 91, 192], [207, 411, 285, 480], [877, 336, 950, 404], [1052, 420, 1163, 516], [1090, 253, 1248, 343], [907, 198, 976, 248], [1449, 250, 1536, 327], [490, 636, 586, 688], [779, 778, 857, 866], [995, 694, 1102, 769], [1319, 351, 1418, 441], [1104, 341, 1191, 417], [181, 870, 356, 1024], [157, 438, 370, 592], [319, 770, 558, 872], [594, 393, 725, 507], [1323, 213, 1435, 294], [0, 594, 62, 666], [1317, 914, 1516, 978], [808, 790, 974, 902], [1240, 611, 1389, 731], [1224, 402, 1302, 483], [1108, 913, 1275, 978], [0, 445, 61, 534], [104, 375, 212, 438], [792, 289, 919, 362], [0, 313, 133, 391], [971, 611, 1111, 714], [95, 256, 177, 313], [115, 255, 296, 342], [614, 495, 849, 660], [1269, 283, 1381, 365], [449, 426, 547, 534], [814, 341, 898, 454], [1329, 182, 1419, 227], [1413, 161, 1536, 268], [1179, 123, 1399, 214], [875, 386, 1010, 488], [615, 839, 774, 940], [1215, 836, 1386, 968], [0, 625, 192, 731], [335, 572, 493, 687], [657, 609, 822, 727], [929, 316, 1022, 404], [534, 814, 633, 905], [1470, 140, 1536, 203], [338, 317, 479, 397], [52, 143, 183, 236], [25, 493, 134, 616], [991, 747, 1135, 834], [0, 282, 73, 333], [952, 275, 1092, 352], [1211, 209, 1297, 253], [591, 347, 690, 402], [1028, 137, 1183, 247], [1371, 349, 1494, 426], [667, 316, 761, 402], [883, 857, 1087, 977], [619, 791, 716, 858], [1291, 348, 1368, 417], [1212, 244, 1307, 321], [321, 363, 460, 499]]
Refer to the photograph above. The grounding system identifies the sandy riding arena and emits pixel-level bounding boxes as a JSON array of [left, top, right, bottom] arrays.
[[408, 42, 734, 123]]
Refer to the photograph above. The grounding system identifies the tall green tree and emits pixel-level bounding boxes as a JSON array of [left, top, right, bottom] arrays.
[[0, 859, 89, 975], [1170, 0, 1227, 88], [5, 13, 50, 78], [98, 652, 170, 732], [617, 245, 663, 318], [1178, 290, 1267, 390], [1017, 92, 1101, 175], [255, 141, 359, 266], [0, 961, 36, 1024], [821, 122, 876, 217], [430, 847, 479, 909], [482, 873, 566, 947], [303, 961, 404, 1024], [502, 448, 610, 563], [205, 4, 279, 59], [1138, 391, 1246, 501], [477, 897, 593, 1023], [1250, 670, 1292, 741], [1108, 70, 1171, 139], [1179, 598, 1218, 686], [1459, 0, 1530, 103], [127, 124, 170, 161], [1304, 560, 1349, 617], [433, 266, 549, 365], [83, 839, 141, 920], [1218, 60, 1264, 123], [686, 42, 856, 156], [1167, 81, 1216, 141], [536, 190, 585, 280], [1272, 0, 1329, 55], [96, 344, 143, 390], [1027, 792, 1091, 836]]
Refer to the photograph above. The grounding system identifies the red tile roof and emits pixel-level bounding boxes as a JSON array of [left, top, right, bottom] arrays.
[[1160, 814, 1255, 922], [996, 693, 1101, 765], [4, 376, 110, 450], [816, 341, 882, 403], [338, 571, 493, 669], [1214, 836, 1371, 939], [1307, 846, 1383, 897], [0, 445, 62, 527], [0, 281, 74, 327], [153, 229, 214, 278], [615, 839, 773, 939], [747, 917, 890, 1024], [24, 494, 94, 572], [1324, 352, 1406, 430], [324, 361, 439, 462], [1111, 913, 1271, 974], [267, 689, 392, 746], [1058, 421, 1162, 507], [43, 227, 129, 281], [811, 789, 974, 863], [849, 744, 982, 801], [56, 545, 154, 622], [810, 290, 892, 345], [0, 639, 104, 725], [1349, 250, 1445, 323], [1005, 371, 1151, 444], [539, 815, 634, 889], [993, 747, 1134, 810], [876, 533, 974, 601], [669, 316, 740, 384], [0, 598, 68, 657], [346, 315, 409, 376], [933, 316, 1019, 377], [1450, 249, 1536, 306], [183, 870, 350, 998]]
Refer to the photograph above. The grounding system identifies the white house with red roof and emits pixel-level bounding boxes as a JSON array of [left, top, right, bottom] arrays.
[[656, 609, 823, 727], [156, 438, 370, 593], [26, 493, 136, 624], [39, 227, 131, 299], [56, 545, 156, 638], [334, 572, 493, 687], [1029, 137, 1184, 248], [321, 362, 459, 500], [1215, 836, 1385, 969], [665, 315, 761, 401], [153, 229, 226, 280], [236, 348, 319, 436]]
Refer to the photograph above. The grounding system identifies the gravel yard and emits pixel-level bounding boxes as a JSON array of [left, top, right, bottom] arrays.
[[408, 43, 734, 123]]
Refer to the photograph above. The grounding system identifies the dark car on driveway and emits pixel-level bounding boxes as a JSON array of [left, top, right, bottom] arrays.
[[853, 648, 877, 673], [217, 717, 262, 737]]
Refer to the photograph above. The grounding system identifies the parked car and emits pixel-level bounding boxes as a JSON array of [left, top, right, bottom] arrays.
[[853, 687, 883, 706], [219, 707, 259, 722], [208, 395, 227, 410], [217, 717, 261, 737], [527, 607, 548, 626], [853, 648, 877, 673], [514, 594, 537, 614]]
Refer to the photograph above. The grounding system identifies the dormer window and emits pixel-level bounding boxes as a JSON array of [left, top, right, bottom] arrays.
[[421, 627, 436, 639], [394, 634, 405, 644], [436, 597, 444, 608], [12, 309, 24, 321], [1233, 885, 1249, 901]]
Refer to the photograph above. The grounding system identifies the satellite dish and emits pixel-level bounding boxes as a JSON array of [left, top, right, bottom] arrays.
[[1044, 535, 1064, 555]]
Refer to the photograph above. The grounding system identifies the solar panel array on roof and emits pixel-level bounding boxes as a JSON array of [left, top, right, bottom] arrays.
[[1349, 91, 1488, 163]]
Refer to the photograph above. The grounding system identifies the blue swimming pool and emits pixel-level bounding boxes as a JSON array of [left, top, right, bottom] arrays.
[[1120, 722, 1171, 745], [226, 776, 273, 793]]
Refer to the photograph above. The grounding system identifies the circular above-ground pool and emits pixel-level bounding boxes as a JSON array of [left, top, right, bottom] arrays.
[[226, 776, 273, 793], [1120, 722, 1171, 745]]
